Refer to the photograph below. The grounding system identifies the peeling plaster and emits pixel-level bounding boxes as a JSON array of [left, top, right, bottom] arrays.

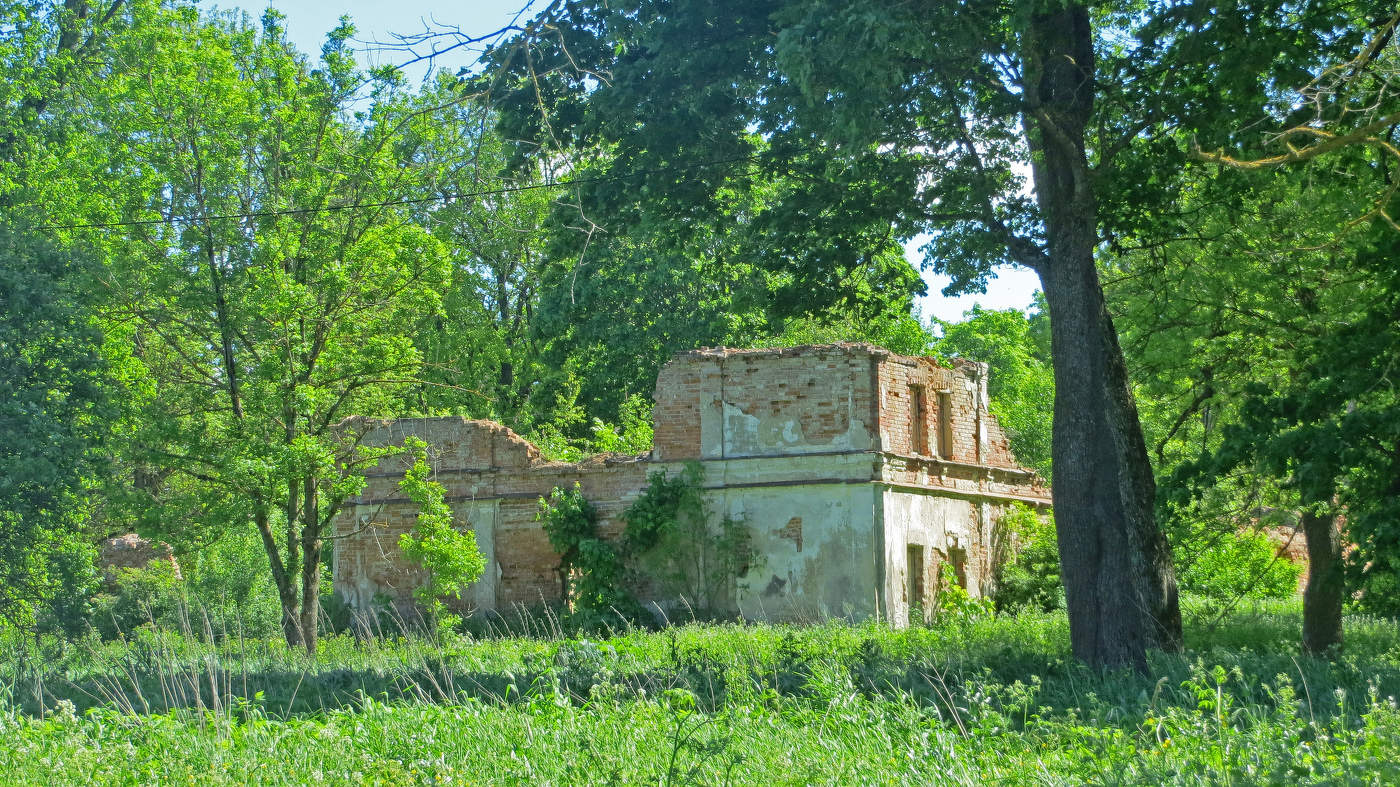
[[333, 344, 1050, 628]]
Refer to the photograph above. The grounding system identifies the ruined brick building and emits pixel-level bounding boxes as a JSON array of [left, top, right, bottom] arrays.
[[333, 343, 1051, 626]]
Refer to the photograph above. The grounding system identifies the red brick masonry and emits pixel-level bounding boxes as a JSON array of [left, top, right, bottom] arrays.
[[334, 344, 1051, 624]]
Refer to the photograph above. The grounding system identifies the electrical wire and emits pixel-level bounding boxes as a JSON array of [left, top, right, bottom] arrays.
[[28, 152, 766, 232]]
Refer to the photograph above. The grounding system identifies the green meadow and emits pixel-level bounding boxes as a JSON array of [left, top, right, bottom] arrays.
[[3, 603, 1398, 785]]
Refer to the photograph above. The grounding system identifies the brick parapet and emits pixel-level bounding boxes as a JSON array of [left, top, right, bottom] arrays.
[[333, 343, 1050, 621]]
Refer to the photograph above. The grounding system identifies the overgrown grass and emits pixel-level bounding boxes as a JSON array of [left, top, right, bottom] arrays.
[[2, 601, 1398, 784]]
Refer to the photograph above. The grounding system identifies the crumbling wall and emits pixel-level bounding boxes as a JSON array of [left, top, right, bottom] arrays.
[[876, 354, 1023, 468], [654, 344, 879, 461], [714, 478, 882, 622], [333, 344, 1052, 627], [334, 417, 651, 616], [98, 533, 182, 587]]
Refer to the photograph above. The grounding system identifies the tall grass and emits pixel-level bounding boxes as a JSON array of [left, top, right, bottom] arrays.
[[1, 600, 1398, 784]]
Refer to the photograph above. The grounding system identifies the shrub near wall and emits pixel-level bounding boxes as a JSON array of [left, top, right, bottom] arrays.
[[625, 462, 756, 615], [993, 504, 1063, 613], [538, 463, 758, 628], [538, 483, 640, 627]]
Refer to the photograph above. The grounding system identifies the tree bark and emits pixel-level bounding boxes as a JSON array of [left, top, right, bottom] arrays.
[[1025, 6, 1182, 671], [299, 476, 322, 656], [254, 506, 303, 648], [1301, 507, 1344, 655]]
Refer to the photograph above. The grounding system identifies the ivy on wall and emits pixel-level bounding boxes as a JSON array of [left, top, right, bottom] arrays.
[[536, 462, 759, 627]]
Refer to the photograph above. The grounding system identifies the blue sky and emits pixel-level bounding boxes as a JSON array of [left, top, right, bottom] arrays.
[[216, 0, 1042, 324]]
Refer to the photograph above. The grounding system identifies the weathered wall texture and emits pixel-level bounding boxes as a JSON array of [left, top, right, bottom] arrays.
[[333, 343, 1051, 626]]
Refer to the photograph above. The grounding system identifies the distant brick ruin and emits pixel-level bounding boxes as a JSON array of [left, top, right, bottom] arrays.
[[98, 533, 182, 587], [333, 343, 1051, 626]]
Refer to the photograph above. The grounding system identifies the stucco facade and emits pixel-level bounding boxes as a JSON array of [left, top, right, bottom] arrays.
[[332, 343, 1051, 626]]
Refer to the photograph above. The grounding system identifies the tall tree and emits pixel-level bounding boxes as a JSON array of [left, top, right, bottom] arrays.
[[1113, 165, 1372, 650], [398, 77, 557, 421], [483, 0, 1390, 667], [1149, 12, 1400, 651], [485, 0, 1182, 667], [74, 9, 452, 654], [0, 0, 162, 635], [0, 0, 135, 168], [0, 226, 109, 633]]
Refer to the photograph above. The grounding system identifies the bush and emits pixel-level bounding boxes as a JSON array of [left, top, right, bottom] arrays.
[[180, 528, 285, 639], [29, 528, 100, 638], [91, 562, 186, 639], [993, 504, 1063, 613], [1177, 528, 1301, 602], [538, 484, 641, 627], [398, 450, 486, 631], [538, 465, 758, 629], [625, 463, 757, 614]]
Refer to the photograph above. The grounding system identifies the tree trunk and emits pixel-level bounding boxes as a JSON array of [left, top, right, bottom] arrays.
[[254, 506, 303, 648], [299, 476, 322, 656], [1301, 507, 1344, 655], [1025, 6, 1182, 671]]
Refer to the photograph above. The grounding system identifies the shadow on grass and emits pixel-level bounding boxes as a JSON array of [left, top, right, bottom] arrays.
[[7, 602, 1398, 732]]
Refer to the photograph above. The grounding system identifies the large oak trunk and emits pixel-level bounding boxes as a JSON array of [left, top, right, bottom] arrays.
[[1026, 6, 1182, 670], [1301, 507, 1344, 655]]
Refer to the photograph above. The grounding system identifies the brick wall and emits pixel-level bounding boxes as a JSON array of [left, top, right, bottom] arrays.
[[875, 355, 1022, 469], [333, 344, 1051, 624], [333, 417, 654, 615], [654, 344, 881, 460], [652, 356, 710, 461]]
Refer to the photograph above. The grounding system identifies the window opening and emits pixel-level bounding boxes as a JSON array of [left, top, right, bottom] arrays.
[[937, 390, 953, 459], [909, 385, 927, 455], [947, 546, 968, 589], [907, 544, 926, 623]]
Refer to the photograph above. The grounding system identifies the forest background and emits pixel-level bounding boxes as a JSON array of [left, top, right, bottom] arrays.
[[1, 0, 1398, 671]]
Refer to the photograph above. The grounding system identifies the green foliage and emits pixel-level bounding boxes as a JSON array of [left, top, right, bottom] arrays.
[[587, 394, 655, 455], [0, 226, 108, 634], [1176, 529, 1301, 604], [1101, 12, 1400, 629], [91, 562, 186, 640], [620, 464, 707, 555], [86, 531, 289, 643], [625, 463, 758, 613], [395, 76, 556, 422], [935, 305, 1053, 478], [931, 563, 995, 623], [179, 529, 283, 639], [4, 605, 1400, 783], [537, 484, 636, 625], [769, 308, 934, 357], [397, 444, 486, 625], [993, 504, 1063, 614], [1158, 224, 1400, 619], [538, 466, 758, 626], [47, 7, 457, 652]]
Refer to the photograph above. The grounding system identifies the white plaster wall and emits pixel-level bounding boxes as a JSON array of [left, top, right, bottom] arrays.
[[714, 482, 881, 622], [718, 401, 873, 457], [697, 358, 876, 459], [453, 500, 499, 611], [881, 488, 979, 626]]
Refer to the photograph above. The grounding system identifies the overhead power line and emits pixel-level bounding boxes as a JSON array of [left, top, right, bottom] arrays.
[[29, 153, 764, 232]]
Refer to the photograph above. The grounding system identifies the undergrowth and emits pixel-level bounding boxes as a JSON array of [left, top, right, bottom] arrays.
[[1, 600, 1398, 784]]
